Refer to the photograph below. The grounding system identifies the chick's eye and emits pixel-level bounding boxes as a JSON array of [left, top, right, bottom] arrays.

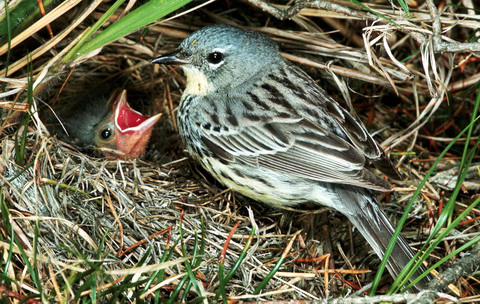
[[101, 128, 112, 140], [207, 52, 224, 64]]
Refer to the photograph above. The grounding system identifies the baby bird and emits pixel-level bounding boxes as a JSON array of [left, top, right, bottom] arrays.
[[46, 90, 160, 159]]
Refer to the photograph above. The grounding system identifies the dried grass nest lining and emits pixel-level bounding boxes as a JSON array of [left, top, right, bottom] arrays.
[[1, 131, 305, 297], [1, 125, 430, 298], [3, 136, 181, 245]]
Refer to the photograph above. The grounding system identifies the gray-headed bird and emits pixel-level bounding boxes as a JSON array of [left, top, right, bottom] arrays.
[[152, 24, 429, 289], [47, 90, 160, 159]]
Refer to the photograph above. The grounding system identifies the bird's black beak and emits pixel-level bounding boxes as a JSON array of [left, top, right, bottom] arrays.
[[151, 50, 189, 65]]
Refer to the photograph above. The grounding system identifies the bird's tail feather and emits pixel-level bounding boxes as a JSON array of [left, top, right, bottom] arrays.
[[336, 185, 430, 291]]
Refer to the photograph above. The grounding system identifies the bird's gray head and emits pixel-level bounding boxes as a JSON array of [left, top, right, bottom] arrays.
[[152, 24, 280, 95]]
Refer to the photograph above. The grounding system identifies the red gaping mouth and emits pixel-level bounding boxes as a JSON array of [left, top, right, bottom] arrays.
[[113, 90, 161, 158]]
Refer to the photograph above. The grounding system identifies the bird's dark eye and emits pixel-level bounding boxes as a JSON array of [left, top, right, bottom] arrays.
[[207, 52, 224, 64], [101, 128, 112, 139]]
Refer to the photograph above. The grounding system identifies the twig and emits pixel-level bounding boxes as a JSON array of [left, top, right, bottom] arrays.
[[426, 0, 480, 53], [248, 0, 480, 54], [237, 291, 448, 303], [414, 242, 480, 304], [246, 0, 381, 22]]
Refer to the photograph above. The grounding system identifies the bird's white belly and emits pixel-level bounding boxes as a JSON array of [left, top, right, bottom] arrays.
[[200, 156, 337, 208]]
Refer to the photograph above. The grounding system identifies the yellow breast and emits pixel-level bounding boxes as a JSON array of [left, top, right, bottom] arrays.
[[182, 66, 214, 96]]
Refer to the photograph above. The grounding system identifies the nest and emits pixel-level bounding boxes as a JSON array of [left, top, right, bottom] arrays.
[[0, 1, 479, 303]]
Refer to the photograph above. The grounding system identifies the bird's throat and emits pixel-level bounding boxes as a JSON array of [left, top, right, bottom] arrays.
[[182, 66, 214, 96]]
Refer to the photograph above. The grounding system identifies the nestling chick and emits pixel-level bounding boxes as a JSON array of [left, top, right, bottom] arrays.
[[46, 90, 160, 159]]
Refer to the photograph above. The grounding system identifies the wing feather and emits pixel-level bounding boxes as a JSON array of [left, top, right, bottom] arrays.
[[322, 93, 401, 180], [285, 62, 401, 180], [200, 117, 391, 191]]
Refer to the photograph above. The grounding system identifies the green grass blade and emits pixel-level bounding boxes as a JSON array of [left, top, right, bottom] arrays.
[[14, 231, 42, 296], [90, 273, 97, 304], [3, 1, 11, 76], [0, 272, 19, 286], [371, 114, 480, 294], [96, 241, 151, 301], [0, 0, 35, 35], [397, 139, 479, 291], [142, 246, 174, 292], [142, 227, 180, 301], [460, 84, 480, 176], [188, 297, 207, 304], [468, 29, 480, 42], [113, 246, 152, 300], [167, 217, 201, 304], [447, 3, 480, 13], [182, 218, 206, 302], [14, 55, 33, 166], [99, 278, 150, 300], [401, 49, 421, 62], [32, 221, 42, 295], [0, 0, 56, 45], [349, 0, 398, 26], [402, 197, 480, 290], [223, 230, 255, 284], [215, 222, 245, 302], [178, 230, 202, 299], [381, 87, 480, 293], [395, 0, 411, 18], [1, 188, 15, 288], [217, 261, 226, 304], [215, 227, 256, 300], [253, 247, 284, 294], [168, 275, 189, 303], [456, 80, 480, 98], [74, 274, 99, 302], [67, 0, 192, 63], [0, 191, 42, 297], [18, 293, 42, 303], [61, 0, 126, 64]]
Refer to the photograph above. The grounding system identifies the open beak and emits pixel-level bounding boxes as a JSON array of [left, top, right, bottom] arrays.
[[113, 90, 161, 158], [151, 50, 189, 65]]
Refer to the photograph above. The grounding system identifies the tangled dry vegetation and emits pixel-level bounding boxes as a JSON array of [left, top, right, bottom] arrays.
[[0, 0, 479, 303]]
